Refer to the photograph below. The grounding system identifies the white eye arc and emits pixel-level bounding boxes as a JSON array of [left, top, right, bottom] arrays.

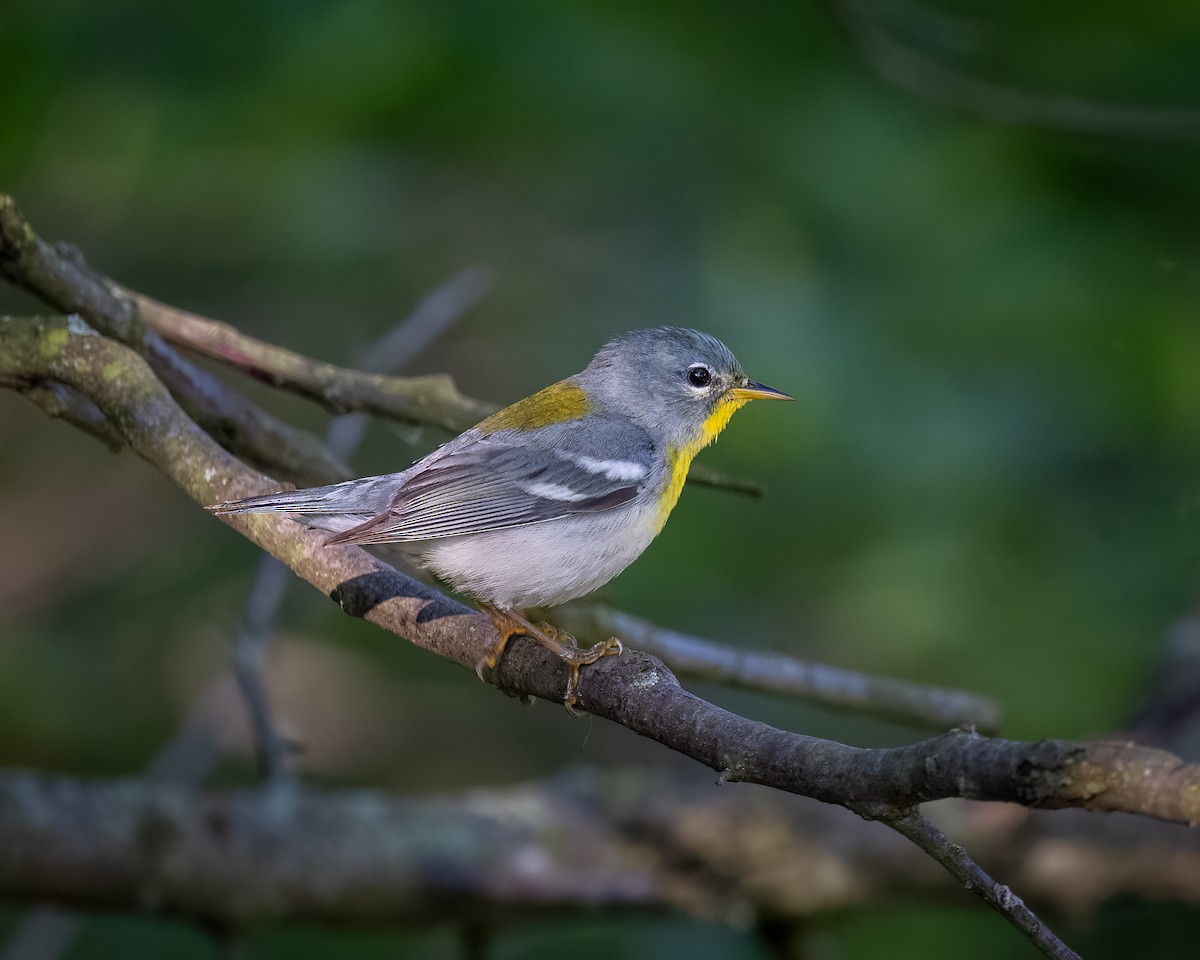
[[686, 364, 713, 389]]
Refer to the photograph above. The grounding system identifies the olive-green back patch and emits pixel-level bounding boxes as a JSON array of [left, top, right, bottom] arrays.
[[476, 379, 592, 434]]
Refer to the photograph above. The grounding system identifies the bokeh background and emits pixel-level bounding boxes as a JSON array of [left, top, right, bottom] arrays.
[[3, 1, 1200, 957]]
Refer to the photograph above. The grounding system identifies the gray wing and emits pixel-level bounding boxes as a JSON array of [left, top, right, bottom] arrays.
[[325, 417, 658, 545]]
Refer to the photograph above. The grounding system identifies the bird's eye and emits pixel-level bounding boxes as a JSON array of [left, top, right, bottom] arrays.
[[687, 365, 712, 388]]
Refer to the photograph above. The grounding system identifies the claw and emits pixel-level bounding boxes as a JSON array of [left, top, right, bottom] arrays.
[[535, 622, 580, 649], [476, 605, 520, 683], [476, 604, 625, 712]]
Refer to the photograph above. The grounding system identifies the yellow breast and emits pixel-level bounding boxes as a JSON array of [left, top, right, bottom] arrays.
[[655, 396, 749, 532]]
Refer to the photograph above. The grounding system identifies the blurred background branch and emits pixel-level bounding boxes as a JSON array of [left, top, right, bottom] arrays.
[[556, 604, 1002, 731], [0, 769, 1195, 930], [224, 267, 493, 784], [819, 0, 1200, 139]]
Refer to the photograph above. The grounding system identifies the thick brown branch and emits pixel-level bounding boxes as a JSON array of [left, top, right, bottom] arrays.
[[3, 313, 1198, 831], [138, 331, 352, 486]]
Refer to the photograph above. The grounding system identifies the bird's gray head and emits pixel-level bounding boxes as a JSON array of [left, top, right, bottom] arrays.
[[576, 326, 790, 450]]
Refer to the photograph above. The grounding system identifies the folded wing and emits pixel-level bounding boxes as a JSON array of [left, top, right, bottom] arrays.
[[325, 421, 656, 546]]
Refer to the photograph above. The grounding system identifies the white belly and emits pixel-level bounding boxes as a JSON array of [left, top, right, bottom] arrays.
[[419, 500, 660, 610]]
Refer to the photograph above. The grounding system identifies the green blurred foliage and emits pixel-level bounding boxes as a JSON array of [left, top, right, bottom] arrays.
[[3, 1, 1200, 957]]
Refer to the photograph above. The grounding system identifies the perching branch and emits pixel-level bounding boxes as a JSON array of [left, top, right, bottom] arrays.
[[5, 312, 1200, 957]]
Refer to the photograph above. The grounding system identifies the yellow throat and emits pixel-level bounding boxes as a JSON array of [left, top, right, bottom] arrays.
[[656, 395, 749, 531]]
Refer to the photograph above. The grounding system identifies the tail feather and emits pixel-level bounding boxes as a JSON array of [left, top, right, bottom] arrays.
[[207, 474, 405, 518]]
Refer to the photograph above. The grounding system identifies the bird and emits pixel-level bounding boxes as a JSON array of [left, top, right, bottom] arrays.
[[209, 326, 791, 707]]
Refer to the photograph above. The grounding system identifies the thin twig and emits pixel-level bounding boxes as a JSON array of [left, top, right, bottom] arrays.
[[820, 0, 1200, 141], [324, 266, 493, 457], [2, 377, 123, 452], [227, 269, 488, 782], [228, 556, 297, 783], [0, 196, 349, 486], [128, 289, 495, 431], [358, 267, 494, 375], [558, 604, 1001, 731], [888, 812, 1082, 960]]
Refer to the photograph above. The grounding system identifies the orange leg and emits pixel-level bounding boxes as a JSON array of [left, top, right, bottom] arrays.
[[478, 604, 623, 711]]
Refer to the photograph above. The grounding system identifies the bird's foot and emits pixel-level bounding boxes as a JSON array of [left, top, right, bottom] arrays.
[[476, 606, 623, 712], [475, 605, 520, 681], [530, 623, 622, 713]]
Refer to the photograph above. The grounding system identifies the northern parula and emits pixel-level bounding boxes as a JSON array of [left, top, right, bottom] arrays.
[[210, 326, 790, 706]]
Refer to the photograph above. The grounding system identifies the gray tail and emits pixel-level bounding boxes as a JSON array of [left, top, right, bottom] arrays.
[[207, 474, 404, 518]]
